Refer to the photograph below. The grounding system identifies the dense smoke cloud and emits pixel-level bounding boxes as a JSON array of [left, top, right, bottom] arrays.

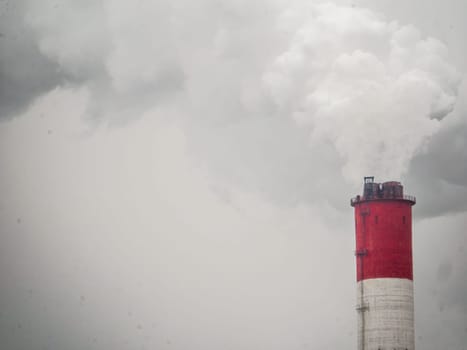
[[3, 0, 458, 183], [263, 3, 460, 182]]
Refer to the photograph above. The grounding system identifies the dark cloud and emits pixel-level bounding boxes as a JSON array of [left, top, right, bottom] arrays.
[[0, 0, 185, 123], [405, 83, 467, 218], [0, 1, 66, 119]]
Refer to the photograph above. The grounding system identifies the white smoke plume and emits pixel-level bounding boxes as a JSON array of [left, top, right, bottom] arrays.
[[21, 0, 461, 183], [263, 3, 460, 183]]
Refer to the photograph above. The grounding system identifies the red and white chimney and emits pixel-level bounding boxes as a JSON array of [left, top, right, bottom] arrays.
[[351, 177, 416, 350]]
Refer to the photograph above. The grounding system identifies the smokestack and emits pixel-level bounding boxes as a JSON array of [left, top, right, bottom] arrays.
[[351, 176, 416, 350]]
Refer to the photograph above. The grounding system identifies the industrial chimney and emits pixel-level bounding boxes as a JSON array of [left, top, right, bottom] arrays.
[[351, 177, 416, 350]]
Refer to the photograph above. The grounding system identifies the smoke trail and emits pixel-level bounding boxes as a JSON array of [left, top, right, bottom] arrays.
[[17, 0, 461, 182]]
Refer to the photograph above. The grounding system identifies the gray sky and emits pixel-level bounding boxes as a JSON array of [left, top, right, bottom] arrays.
[[0, 1, 466, 349]]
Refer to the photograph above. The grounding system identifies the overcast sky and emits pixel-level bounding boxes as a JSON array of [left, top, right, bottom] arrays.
[[0, 1, 466, 349]]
